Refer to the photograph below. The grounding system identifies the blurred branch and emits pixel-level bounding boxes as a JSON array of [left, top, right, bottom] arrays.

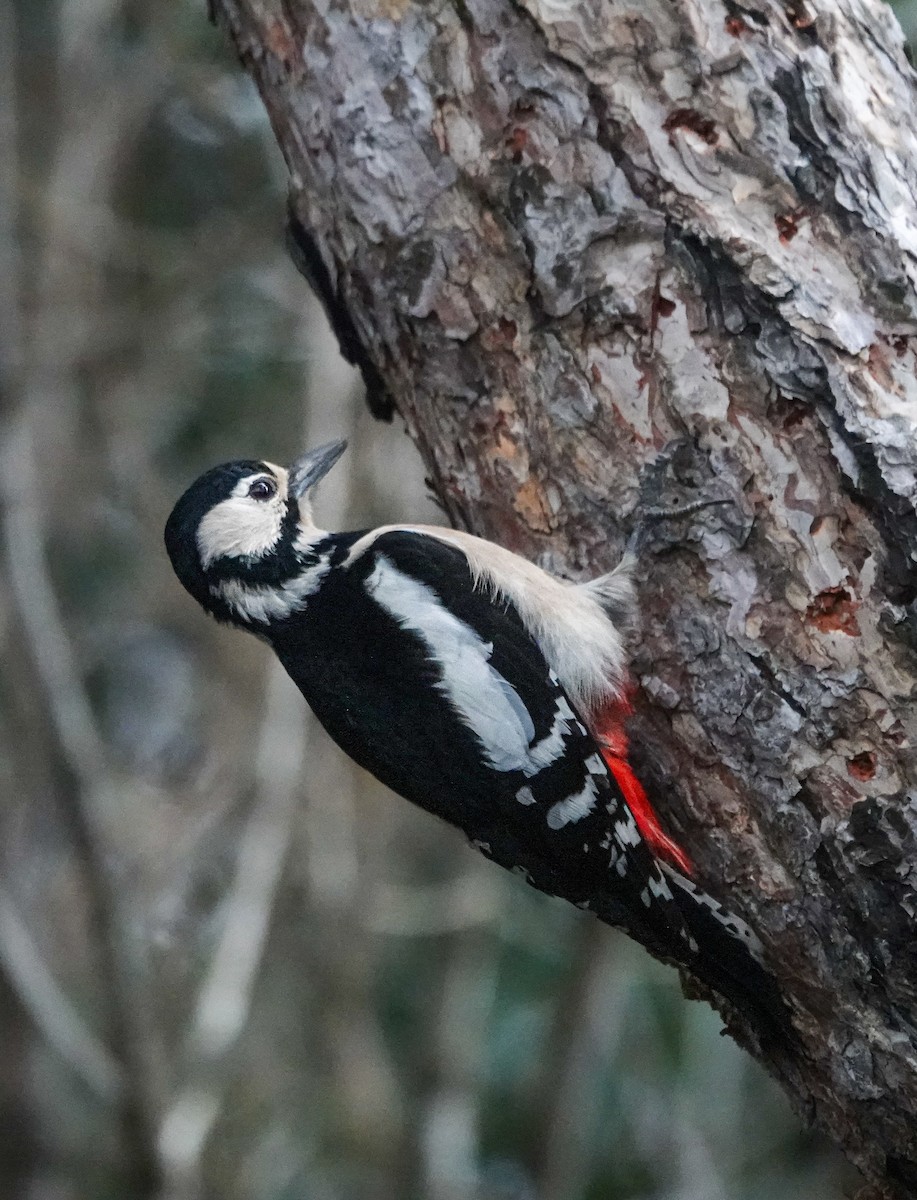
[[366, 877, 501, 937], [533, 923, 630, 1200], [628, 1073, 730, 1200], [0, 884, 124, 1103], [1, 419, 109, 784], [0, 415, 160, 1195], [59, 0, 129, 63], [0, 1, 20, 399], [157, 662, 304, 1200], [419, 889, 500, 1200]]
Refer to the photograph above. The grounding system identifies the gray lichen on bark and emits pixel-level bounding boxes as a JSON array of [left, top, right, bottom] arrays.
[[212, 0, 917, 1191]]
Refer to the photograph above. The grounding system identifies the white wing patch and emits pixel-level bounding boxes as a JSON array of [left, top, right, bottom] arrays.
[[346, 525, 631, 715], [365, 556, 570, 776], [613, 812, 642, 848], [546, 778, 599, 829], [212, 556, 331, 624]]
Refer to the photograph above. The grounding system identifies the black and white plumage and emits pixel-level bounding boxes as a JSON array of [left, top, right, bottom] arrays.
[[165, 441, 788, 1035]]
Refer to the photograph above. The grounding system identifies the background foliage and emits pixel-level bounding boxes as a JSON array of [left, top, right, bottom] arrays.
[[4, 1, 912, 1196]]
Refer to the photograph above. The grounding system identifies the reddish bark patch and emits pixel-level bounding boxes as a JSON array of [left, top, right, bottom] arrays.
[[806, 587, 861, 636], [866, 342, 897, 391], [781, 400, 809, 431], [725, 15, 748, 36], [507, 127, 529, 162], [513, 478, 552, 533], [481, 317, 517, 351], [649, 285, 676, 340], [847, 751, 877, 782], [784, 1, 816, 29], [775, 210, 805, 243], [263, 17, 303, 73], [662, 108, 718, 146]]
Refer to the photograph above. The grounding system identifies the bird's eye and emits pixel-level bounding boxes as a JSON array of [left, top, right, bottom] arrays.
[[248, 478, 277, 501]]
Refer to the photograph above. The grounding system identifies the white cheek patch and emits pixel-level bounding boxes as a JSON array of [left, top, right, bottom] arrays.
[[212, 555, 331, 623], [197, 476, 285, 567], [546, 777, 599, 829]]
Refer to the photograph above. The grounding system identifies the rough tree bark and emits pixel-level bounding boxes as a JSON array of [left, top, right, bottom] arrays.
[[208, 0, 917, 1192]]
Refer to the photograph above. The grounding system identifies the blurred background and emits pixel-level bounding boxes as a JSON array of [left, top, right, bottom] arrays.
[[5, 1, 914, 1197]]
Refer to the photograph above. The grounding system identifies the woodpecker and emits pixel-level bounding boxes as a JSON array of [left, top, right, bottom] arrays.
[[165, 440, 787, 1035]]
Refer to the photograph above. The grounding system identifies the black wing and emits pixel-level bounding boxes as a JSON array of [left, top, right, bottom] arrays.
[[275, 531, 683, 929], [272, 529, 790, 1034]]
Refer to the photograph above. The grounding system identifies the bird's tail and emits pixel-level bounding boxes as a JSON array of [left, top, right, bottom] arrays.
[[593, 849, 792, 1043], [659, 865, 792, 1042], [581, 640, 791, 1038]]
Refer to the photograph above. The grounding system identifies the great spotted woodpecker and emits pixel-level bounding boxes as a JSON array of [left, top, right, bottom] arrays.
[[165, 440, 787, 1035]]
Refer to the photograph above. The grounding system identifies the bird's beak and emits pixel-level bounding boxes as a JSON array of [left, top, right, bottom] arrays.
[[287, 439, 348, 499]]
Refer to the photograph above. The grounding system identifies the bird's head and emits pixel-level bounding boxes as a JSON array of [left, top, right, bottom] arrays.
[[164, 439, 347, 626]]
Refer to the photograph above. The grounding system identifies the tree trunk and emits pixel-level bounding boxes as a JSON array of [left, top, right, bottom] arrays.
[[209, 0, 917, 1191]]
